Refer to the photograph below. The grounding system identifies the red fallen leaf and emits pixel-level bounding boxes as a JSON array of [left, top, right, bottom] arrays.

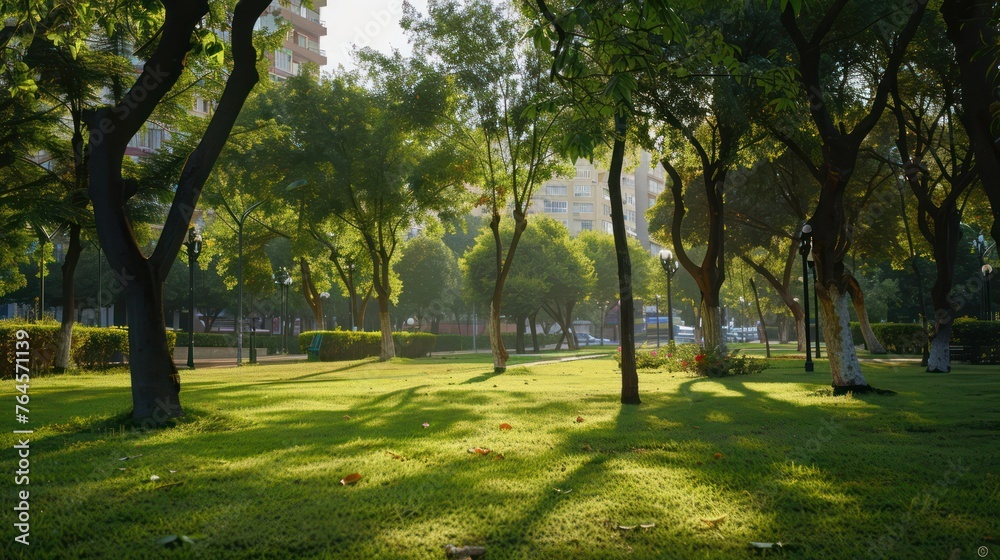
[[499, 423, 513, 431], [467, 447, 491, 455], [576, 416, 584, 423], [340, 473, 363, 485], [714, 452, 723, 460], [493, 453, 505, 460]]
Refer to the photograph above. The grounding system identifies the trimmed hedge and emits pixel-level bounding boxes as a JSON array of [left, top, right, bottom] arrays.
[[298, 330, 437, 361], [433, 332, 567, 352], [1, 321, 177, 375], [849, 320, 1000, 363], [951, 319, 1000, 364], [858, 322, 925, 354], [174, 332, 283, 353]]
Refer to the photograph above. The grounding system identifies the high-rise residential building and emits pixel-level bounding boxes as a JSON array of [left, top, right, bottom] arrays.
[[530, 152, 667, 252], [258, 0, 328, 79]]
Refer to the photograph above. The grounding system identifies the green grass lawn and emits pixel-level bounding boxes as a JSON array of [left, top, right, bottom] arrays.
[[3, 353, 997, 559]]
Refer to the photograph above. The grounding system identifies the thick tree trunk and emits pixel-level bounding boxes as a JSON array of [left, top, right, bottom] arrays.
[[845, 275, 886, 354], [376, 294, 395, 360], [927, 206, 961, 372], [608, 115, 639, 404], [54, 223, 83, 371], [816, 281, 868, 388], [125, 264, 183, 421], [795, 313, 806, 352], [927, 322, 952, 373], [430, 318, 440, 334], [700, 301, 725, 354]]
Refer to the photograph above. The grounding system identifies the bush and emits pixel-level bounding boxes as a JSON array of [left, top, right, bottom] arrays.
[[0, 321, 61, 376], [298, 330, 437, 361], [850, 322, 926, 353], [72, 327, 129, 370], [613, 341, 769, 377], [0, 322, 177, 375], [951, 319, 1000, 364]]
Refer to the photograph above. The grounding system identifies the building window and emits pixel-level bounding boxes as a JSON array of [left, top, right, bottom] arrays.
[[625, 193, 635, 206], [603, 221, 614, 233], [574, 185, 592, 197], [603, 188, 610, 200], [580, 220, 593, 231], [274, 49, 293, 72], [544, 200, 568, 213], [603, 204, 612, 216], [546, 185, 568, 196], [573, 202, 594, 213], [576, 168, 591, 178], [297, 34, 309, 48], [625, 209, 636, 222]]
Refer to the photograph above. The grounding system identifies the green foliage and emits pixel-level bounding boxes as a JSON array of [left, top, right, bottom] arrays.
[[615, 341, 769, 377], [951, 319, 1000, 364], [850, 322, 925, 354], [71, 326, 129, 370], [298, 331, 437, 361], [0, 322, 175, 375], [433, 332, 564, 352], [174, 332, 284, 353]]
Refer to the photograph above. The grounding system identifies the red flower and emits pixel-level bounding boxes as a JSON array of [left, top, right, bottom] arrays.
[[617, 346, 622, 352], [695, 354, 705, 362], [681, 360, 688, 367], [667, 353, 673, 358]]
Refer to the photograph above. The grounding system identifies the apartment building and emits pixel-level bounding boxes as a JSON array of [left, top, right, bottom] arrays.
[[530, 151, 667, 252], [258, 0, 328, 79]]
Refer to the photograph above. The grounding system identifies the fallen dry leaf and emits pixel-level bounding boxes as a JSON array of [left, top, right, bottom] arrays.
[[340, 473, 363, 485], [714, 452, 723, 459], [581, 444, 593, 451], [700, 514, 727, 528], [617, 525, 636, 531], [343, 415, 351, 420], [467, 447, 491, 456], [119, 454, 142, 461], [493, 453, 505, 460], [553, 488, 572, 494], [576, 416, 584, 423], [639, 523, 656, 530], [422, 422, 430, 428], [499, 423, 513, 431], [149, 475, 160, 482], [386, 451, 406, 461]]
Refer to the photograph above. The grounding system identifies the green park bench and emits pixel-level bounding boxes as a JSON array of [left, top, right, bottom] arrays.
[[307, 334, 324, 361]]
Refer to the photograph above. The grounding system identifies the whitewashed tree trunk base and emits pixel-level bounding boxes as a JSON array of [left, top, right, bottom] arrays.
[[817, 283, 868, 388], [927, 323, 952, 373]]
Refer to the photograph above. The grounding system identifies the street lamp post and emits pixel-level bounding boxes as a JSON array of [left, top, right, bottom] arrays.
[[799, 224, 814, 372], [229, 200, 265, 366], [654, 294, 661, 347], [984, 265, 994, 320], [738, 296, 746, 342], [807, 255, 821, 358], [183, 228, 202, 369], [284, 271, 293, 354], [659, 250, 680, 343], [973, 234, 995, 319]]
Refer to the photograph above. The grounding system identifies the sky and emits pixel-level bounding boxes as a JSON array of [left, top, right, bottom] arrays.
[[319, 0, 428, 72]]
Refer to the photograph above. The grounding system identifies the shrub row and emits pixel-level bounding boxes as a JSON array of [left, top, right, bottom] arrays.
[[433, 332, 565, 352], [850, 320, 1000, 363], [297, 331, 437, 361], [614, 342, 769, 377], [1, 321, 176, 375], [174, 332, 284, 353]]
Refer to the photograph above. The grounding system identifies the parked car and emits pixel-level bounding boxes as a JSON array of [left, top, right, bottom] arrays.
[[673, 326, 696, 343], [574, 332, 614, 346]]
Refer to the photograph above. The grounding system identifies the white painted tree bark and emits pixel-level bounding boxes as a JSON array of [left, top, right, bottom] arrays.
[[817, 282, 868, 387]]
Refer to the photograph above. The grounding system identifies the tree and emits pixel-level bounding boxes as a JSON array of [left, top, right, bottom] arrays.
[[769, 0, 926, 390], [394, 234, 459, 334], [281, 59, 468, 360], [86, 0, 275, 421], [940, 0, 1000, 244], [405, 0, 566, 372]]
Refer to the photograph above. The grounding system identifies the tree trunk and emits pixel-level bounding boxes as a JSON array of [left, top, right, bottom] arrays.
[[487, 300, 507, 371], [816, 281, 868, 388], [430, 318, 440, 334], [608, 115, 639, 405], [795, 313, 806, 353], [376, 293, 395, 360], [750, 278, 770, 358], [845, 275, 886, 354], [54, 223, 83, 371], [927, 204, 961, 372], [700, 301, 725, 354], [299, 258, 324, 330], [529, 311, 539, 352], [515, 315, 526, 354], [125, 263, 183, 421]]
